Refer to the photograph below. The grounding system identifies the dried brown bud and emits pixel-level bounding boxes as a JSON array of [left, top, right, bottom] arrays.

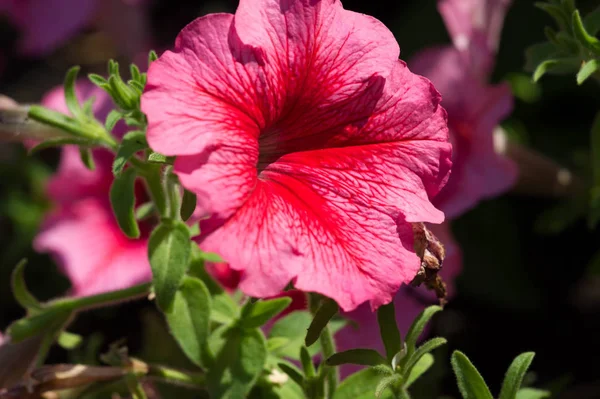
[[410, 223, 448, 305]]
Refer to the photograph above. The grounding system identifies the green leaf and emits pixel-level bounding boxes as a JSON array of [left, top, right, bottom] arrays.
[[404, 353, 434, 388], [305, 298, 339, 346], [108, 75, 138, 111], [11, 259, 42, 313], [113, 131, 147, 176], [268, 337, 290, 352], [198, 251, 224, 263], [241, 297, 292, 328], [110, 167, 140, 239], [130, 64, 142, 82], [148, 220, 192, 312], [377, 301, 402, 362], [207, 327, 267, 399], [79, 147, 95, 170], [269, 312, 313, 359], [278, 362, 305, 387], [29, 137, 93, 154], [7, 308, 72, 342], [405, 305, 442, 355], [577, 59, 599, 85], [499, 352, 536, 399], [327, 349, 387, 366], [180, 189, 197, 221], [584, 6, 600, 36], [573, 10, 600, 55], [165, 276, 212, 368], [149, 50, 158, 64], [28, 105, 88, 139], [333, 368, 395, 399], [188, 246, 239, 323], [105, 109, 122, 132], [64, 66, 84, 120], [147, 152, 174, 164], [135, 202, 155, 221], [88, 73, 108, 87], [451, 351, 494, 399], [533, 59, 560, 81], [515, 388, 552, 399], [402, 337, 446, 381], [57, 331, 83, 350], [375, 374, 401, 399], [300, 346, 315, 378]]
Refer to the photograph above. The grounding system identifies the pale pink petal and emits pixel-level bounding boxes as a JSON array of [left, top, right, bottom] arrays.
[[411, 47, 516, 218], [34, 199, 151, 296], [438, 0, 511, 77]]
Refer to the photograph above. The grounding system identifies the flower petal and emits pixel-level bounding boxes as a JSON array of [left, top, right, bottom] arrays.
[[142, 13, 266, 156], [411, 47, 516, 218], [438, 0, 512, 76], [34, 199, 150, 296]]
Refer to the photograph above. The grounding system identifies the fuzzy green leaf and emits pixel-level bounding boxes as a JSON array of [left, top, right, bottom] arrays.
[[148, 220, 191, 312], [206, 327, 267, 399], [327, 349, 387, 366], [180, 189, 197, 221], [405, 306, 442, 355], [305, 298, 339, 346], [110, 167, 140, 239], [499, 352, 536, 399], [165, 276, 212, 367], [451, 351, 494, 399], [377, 301, 402, 362], [11, 260, 42, 313], [113, 131, 147, 176], [240, 297, 292, 328]]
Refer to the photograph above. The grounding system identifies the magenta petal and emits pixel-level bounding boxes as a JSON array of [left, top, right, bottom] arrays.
[[143, 14, 265, 156], [34, 199, 150, 296], [146, 1, 452, 311]]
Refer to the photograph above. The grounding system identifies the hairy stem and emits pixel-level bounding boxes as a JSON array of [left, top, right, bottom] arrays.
[[52, 283, 151, 313]]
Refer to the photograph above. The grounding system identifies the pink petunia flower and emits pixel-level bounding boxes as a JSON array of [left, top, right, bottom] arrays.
[[336, 222, 461, 376], [0, 0, 148, 57], [142, 0, 452, 312], [33, 81, 151, 296], [410, 0, 516, 219]]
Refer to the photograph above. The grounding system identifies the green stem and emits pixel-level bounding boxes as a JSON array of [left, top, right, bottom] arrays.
[[52, 283, 151, 312], [308, 294, 339, 398], [165, 166, 181, 220], [146, 364, 205, 389], [131, 156, 168, 217]]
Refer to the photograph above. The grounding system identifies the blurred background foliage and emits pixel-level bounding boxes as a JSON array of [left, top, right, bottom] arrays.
[[1, 0, 600, 398]]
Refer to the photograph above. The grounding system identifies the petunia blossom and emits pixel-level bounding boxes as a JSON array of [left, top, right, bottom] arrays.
[[33, 81, 151, 296], [410, 0, 516, 219], [336, 222, 461, 376], [142, 0, 452, 311]]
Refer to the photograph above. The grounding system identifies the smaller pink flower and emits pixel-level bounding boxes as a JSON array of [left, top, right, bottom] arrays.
[[336, 223, 461, 376], [438, 0, 512, 78], [410, 0, 516, 219], [33, 81, 151, 296]]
